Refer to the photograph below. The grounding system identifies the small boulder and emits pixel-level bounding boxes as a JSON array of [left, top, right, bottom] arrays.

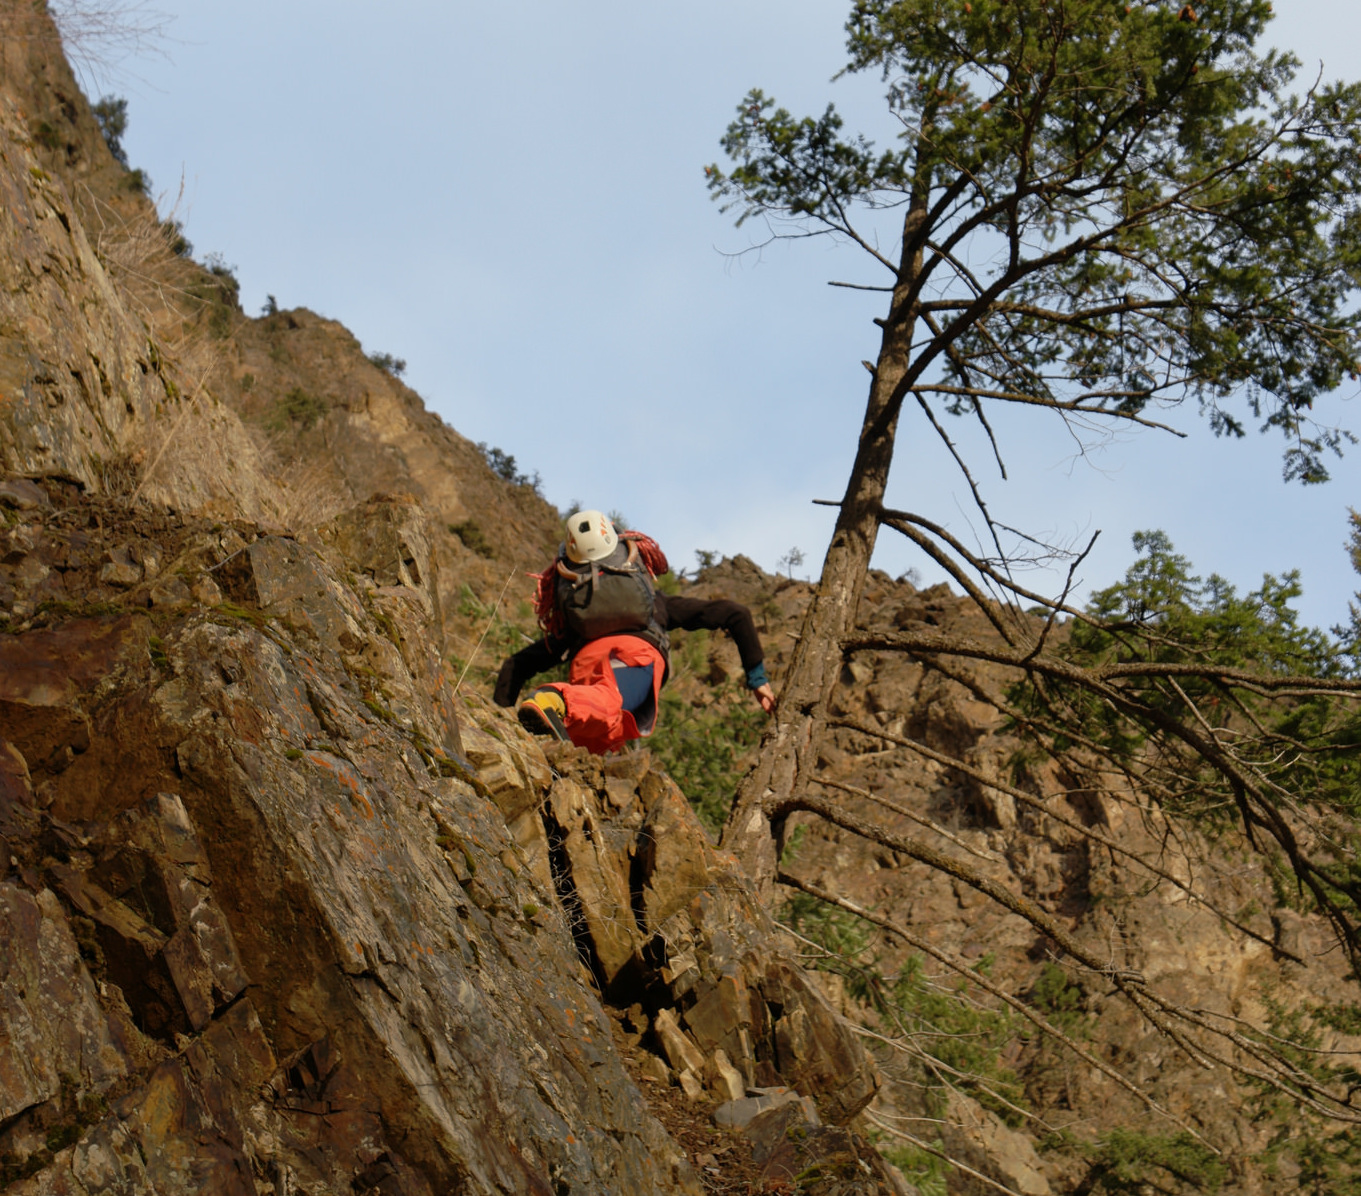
[[149, 575, 194, 608], [0, 479, 50, 510]]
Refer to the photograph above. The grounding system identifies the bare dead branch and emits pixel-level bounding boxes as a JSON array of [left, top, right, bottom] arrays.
[[779, 871, 1207, 1143], [811, 775, 999, 862], [825, 715, 1303, 963], [780, 793, 1361, 1121]]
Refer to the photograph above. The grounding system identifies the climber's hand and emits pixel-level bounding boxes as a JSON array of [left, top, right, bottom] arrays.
[[752, 683, 776, 715]]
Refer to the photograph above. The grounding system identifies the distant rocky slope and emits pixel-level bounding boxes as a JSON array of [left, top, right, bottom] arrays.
[[674, 559, 1361, 1196]]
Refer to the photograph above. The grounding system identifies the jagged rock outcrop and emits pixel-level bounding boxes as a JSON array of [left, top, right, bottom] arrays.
[[0, 482, 897, 1194], [673, 558, 1361, 1196], [0, 91, 282, 519], [524, 743, 880, 1127], [0, 2, 126, 199], [0, 487, 701, 1193]]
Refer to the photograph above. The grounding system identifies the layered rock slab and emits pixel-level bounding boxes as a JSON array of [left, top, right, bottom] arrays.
[[532, 747, 880, 1130]]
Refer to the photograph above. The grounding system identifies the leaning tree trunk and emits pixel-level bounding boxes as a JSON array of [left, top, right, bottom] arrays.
[[720, 205, 926, 892]]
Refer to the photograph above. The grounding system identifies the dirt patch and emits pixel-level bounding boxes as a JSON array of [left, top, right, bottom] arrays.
[[607, 1009, 770, 1194]]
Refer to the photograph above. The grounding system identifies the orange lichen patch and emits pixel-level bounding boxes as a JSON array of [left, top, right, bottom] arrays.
[[564, 1008, 576, 1027], [228, 699, 267, 745], [306, 751, 377, 818]]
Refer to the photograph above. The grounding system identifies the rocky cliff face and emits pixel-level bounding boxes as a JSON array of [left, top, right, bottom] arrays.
[[0, 94, 279, 520], [3, 9, 1350, 1195], [672, 559, 1360, 1196], [0, 482, 902, 1195], [0, 13, 897, 1193]]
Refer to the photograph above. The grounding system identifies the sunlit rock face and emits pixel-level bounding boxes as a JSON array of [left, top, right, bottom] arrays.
[[0, 484, 886, 1194], [0, 490, 687, 1194]]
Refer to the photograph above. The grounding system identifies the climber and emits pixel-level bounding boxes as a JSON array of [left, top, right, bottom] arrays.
[[493, 509, 776, 755]]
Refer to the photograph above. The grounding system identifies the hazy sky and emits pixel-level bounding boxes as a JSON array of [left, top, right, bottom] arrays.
[[79, 0, 1360, 630]]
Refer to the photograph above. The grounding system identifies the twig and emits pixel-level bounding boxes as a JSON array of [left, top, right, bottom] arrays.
[[778, 872, 1209, 1146], [1026, 529, 1099, 661], [452, 569, 518, 696]]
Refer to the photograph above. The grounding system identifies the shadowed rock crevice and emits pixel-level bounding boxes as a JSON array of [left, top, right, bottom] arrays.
[[528, 742, 880, 1131]]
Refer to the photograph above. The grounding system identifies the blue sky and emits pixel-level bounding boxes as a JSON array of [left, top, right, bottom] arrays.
[[82, 0, 1360, 630]]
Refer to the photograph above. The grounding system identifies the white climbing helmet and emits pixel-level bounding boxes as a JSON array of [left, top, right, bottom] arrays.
[[564, 509, 618, 563]]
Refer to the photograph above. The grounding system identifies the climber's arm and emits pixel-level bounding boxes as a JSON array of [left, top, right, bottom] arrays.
[[658, 596, 774, 711], [493, 639, 563, 707]]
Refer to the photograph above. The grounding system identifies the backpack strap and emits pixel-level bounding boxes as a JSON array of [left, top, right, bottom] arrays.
[[555, 539, 639, 585]]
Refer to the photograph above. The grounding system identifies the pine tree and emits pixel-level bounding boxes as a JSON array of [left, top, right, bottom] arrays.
[[710, 0, 1361, 1153], [709, 0, 1361, 887]]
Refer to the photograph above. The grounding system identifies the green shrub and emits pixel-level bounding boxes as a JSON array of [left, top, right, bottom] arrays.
[[266, 388, 327, 433], [367, 350, 407, 377], [1030, 963, 1087, 1035], [476, 442, 542, 494], [880, 1142, 948, 1196], [92, 95, 129, 166], [649, 683, 764, 834], [31, 120, 62, 150], [780, 891, 1024, 1123], [163, 219, 192, 258], [450, 520, 495, 558], [1080, 1130, 1226, 1194]]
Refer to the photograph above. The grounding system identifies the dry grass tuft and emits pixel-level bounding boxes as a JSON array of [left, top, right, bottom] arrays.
[[82, 182, 287, 522], [271, 450, 354, 532]]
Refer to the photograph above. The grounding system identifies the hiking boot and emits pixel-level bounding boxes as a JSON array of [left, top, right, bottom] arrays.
[[518, 690, 568, 740]]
